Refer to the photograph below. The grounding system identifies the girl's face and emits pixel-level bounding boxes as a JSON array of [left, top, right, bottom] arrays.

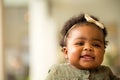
[[63, 25, 105, 69]]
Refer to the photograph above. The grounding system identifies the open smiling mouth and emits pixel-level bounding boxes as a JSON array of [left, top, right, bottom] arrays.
[[80, 55, 95, 61]]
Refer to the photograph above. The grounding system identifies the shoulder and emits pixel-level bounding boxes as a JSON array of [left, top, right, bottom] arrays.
[[97, 65, 114, 74], [99, 65, 120, 80], [89, 65, 112, 76], [48, 63, 70, 73], [45, 63, 71, 80], [45, 63, 90, 80], [98, 65, 111, 71]]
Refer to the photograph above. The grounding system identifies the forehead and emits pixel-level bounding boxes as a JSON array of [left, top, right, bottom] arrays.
[[68, 25, 104, 41]]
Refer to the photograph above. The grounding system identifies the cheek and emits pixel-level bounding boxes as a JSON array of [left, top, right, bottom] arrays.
[[95, 50, 104, 62], [67, 47, 81, 59]]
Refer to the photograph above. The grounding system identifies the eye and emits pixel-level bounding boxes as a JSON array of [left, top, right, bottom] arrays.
[[76, 41, 84, 46], [92, 43, 101, 47]]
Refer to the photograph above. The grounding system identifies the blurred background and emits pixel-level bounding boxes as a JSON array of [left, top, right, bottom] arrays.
[[0, 0, 120, 80]]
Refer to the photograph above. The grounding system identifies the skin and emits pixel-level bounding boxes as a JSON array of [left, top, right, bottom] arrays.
[[63, 25, 105, 69]]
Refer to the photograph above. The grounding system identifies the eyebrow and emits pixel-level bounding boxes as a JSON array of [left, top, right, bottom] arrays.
[[76, 37, 103, 43]]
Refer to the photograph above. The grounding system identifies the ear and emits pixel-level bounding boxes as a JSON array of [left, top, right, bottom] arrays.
[[103, 49, 105, 54], [62, 47, 68, 59]]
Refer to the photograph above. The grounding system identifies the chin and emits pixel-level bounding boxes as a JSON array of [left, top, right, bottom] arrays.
[[79, 64, 100, 70]]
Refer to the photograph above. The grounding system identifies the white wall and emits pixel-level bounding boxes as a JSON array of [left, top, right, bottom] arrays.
[[29, 0, 58, 80]]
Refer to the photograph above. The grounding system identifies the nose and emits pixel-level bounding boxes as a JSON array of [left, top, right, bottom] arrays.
[[83, 43, 93, 51]]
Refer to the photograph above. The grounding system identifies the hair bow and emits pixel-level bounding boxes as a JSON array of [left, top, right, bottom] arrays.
[[84, 14, 104, 29]]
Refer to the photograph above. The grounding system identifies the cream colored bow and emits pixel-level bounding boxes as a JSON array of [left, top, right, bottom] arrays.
[[84, 14, 104, 29]]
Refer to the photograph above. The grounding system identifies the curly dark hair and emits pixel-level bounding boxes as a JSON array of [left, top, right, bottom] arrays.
[[60, 13, 108, 48]]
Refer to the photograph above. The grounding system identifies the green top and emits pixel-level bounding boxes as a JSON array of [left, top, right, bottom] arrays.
[[45, 63, 120, 80]]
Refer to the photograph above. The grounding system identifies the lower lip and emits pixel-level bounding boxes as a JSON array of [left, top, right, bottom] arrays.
[[80, 56, 94, 61]]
